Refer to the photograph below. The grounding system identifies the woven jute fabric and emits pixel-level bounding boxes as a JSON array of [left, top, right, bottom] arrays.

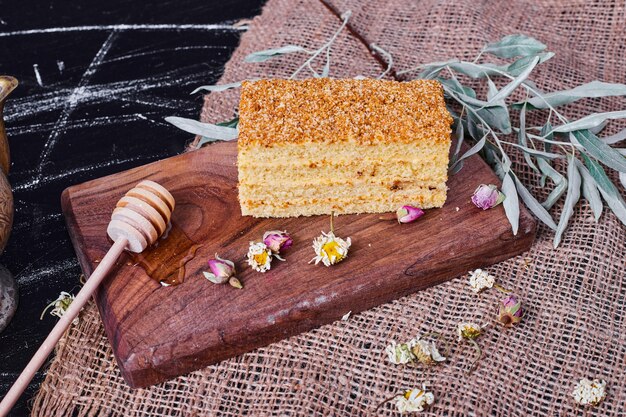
[[32, 0, 626, 415]]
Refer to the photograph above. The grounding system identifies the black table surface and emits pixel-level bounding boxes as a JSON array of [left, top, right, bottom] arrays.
[[0, 1, 266, 415]]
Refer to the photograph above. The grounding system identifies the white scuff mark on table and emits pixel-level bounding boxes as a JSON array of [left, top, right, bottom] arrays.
[[0, 23, 247, 38], [56, 60, 64, 73], [103, 45, 229, 64], [13, 152, 170, 191], [35, 30, 119, 182], [16, 259, 80, 286], [6, 113, 159, 136], [5, 67, 210, 123], [33, 64, 43, 86]]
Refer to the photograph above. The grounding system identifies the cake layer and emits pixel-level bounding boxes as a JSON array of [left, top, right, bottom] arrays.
[[240, 191, 447, 218], [239, 180, 446, 202], [238, 79, 452, 148], [238, 141, 449, 184]]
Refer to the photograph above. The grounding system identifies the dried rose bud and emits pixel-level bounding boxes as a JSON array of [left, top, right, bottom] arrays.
[[263, 230, 293, 254], [498, 294, 523, 327], [203, 254, 236, 284], [396, 205, 424, 224], [471, 184, 506, 210]]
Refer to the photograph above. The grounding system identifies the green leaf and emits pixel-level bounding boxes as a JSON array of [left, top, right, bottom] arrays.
[[217, 117, 239, 128], [551, 110, 626, 133], [620, 172, 626, 191], [244, 45, 307, 63], [538, 158, 567, 209], [486, 78, 498, 101], [506, 52, 554, 76], [513, 175, 557, 230], [553, 156, 581, 248], [601, 127, 626, 145], [502, 172, 520, 235], [165, 116, 238, 141], [583, 154, 626, 226], [474, 104, 512, 134], [486, 56, 539, 104], [437, 77, 477, 98], [451, 115, 465, 164], [190, 81, 243, 94], [466, 111, 484, 140], [421, 60, 505, 79], [575, 159, 604, 221], [571, 130, 626, 172], [517, 101, 540, 173], [540, 120, 554, 155], [483, 34, 546, 58], [450, 133, 487, 170], [507, 142, 563, 159], [514, 81, 626, 110]]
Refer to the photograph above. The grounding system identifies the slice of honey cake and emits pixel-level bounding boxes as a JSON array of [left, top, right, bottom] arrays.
[[237, 78, 453, 218]]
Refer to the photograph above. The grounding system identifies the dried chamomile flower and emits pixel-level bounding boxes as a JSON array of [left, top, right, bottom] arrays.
[[385, 341, 414, 365], [409, 338, 446, 365], [498, 294, 523, 327], [457, 322, 483, 374], [471, 184, 505, 210], [247, 242, 273, 273], [310, 213, 351, 266], [40, 291, 78, 324], [311, 231, 351, 266], [457, 322, 482, 340], [394, 386, 435, 413], [468, 268, 495, 293], [572, 378, 607, 407], [203, 254, 242, 288]]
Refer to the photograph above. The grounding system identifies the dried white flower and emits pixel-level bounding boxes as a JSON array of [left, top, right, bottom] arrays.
[[385, 341, 414, 365], [394, 385, 435, 413], [310, 231, 351, 266], [572, 378, 607, 407], [247, 242, 273, 273], [457, 322, 482, 340], [408, 338, 446, 365], [468, 268, 495, 293], [40, 291, 78, 324]]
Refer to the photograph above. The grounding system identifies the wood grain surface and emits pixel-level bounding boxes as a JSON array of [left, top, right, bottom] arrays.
[[61, 141, 536, 388]]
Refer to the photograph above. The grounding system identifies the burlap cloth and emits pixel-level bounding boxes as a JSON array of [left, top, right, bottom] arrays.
[[32, 0, 626, 415]]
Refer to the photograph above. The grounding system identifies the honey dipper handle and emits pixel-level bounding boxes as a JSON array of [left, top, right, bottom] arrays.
[[0, 237, 128, 416]]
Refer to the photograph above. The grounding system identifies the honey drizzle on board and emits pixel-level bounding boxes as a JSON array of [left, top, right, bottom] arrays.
[[129, 222, 202, 286]]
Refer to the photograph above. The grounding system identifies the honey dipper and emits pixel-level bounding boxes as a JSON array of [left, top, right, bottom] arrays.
[[0, 180, 175, 416]]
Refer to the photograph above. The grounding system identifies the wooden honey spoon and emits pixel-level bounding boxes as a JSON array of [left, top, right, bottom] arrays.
[[0, 180, 175, 416]]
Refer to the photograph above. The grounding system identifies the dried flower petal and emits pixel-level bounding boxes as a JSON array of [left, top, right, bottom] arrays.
[[498, 294, 524, 326], [310, 231, 351, 266], [385, 341, 414, 365], [457, 322, 482, 340], [40, 291, 78, 325], [572, 378, 607, 407], [409, 338, 446, 365], [472, 184, 506, 210], [247, 242, 273, 272], [204, 254, 236, 284], [468, 268, 496, 293], [394, 385, 435, 413], [228, 276, 243, 289], [396, 205, 425, 224], [263, 230, 293, 255]]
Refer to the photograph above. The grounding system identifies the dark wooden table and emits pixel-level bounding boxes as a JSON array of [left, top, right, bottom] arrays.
[[0, 1, 266, 414]]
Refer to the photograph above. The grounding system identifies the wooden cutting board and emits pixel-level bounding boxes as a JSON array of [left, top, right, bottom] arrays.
[[62, 141, 536, 388]]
